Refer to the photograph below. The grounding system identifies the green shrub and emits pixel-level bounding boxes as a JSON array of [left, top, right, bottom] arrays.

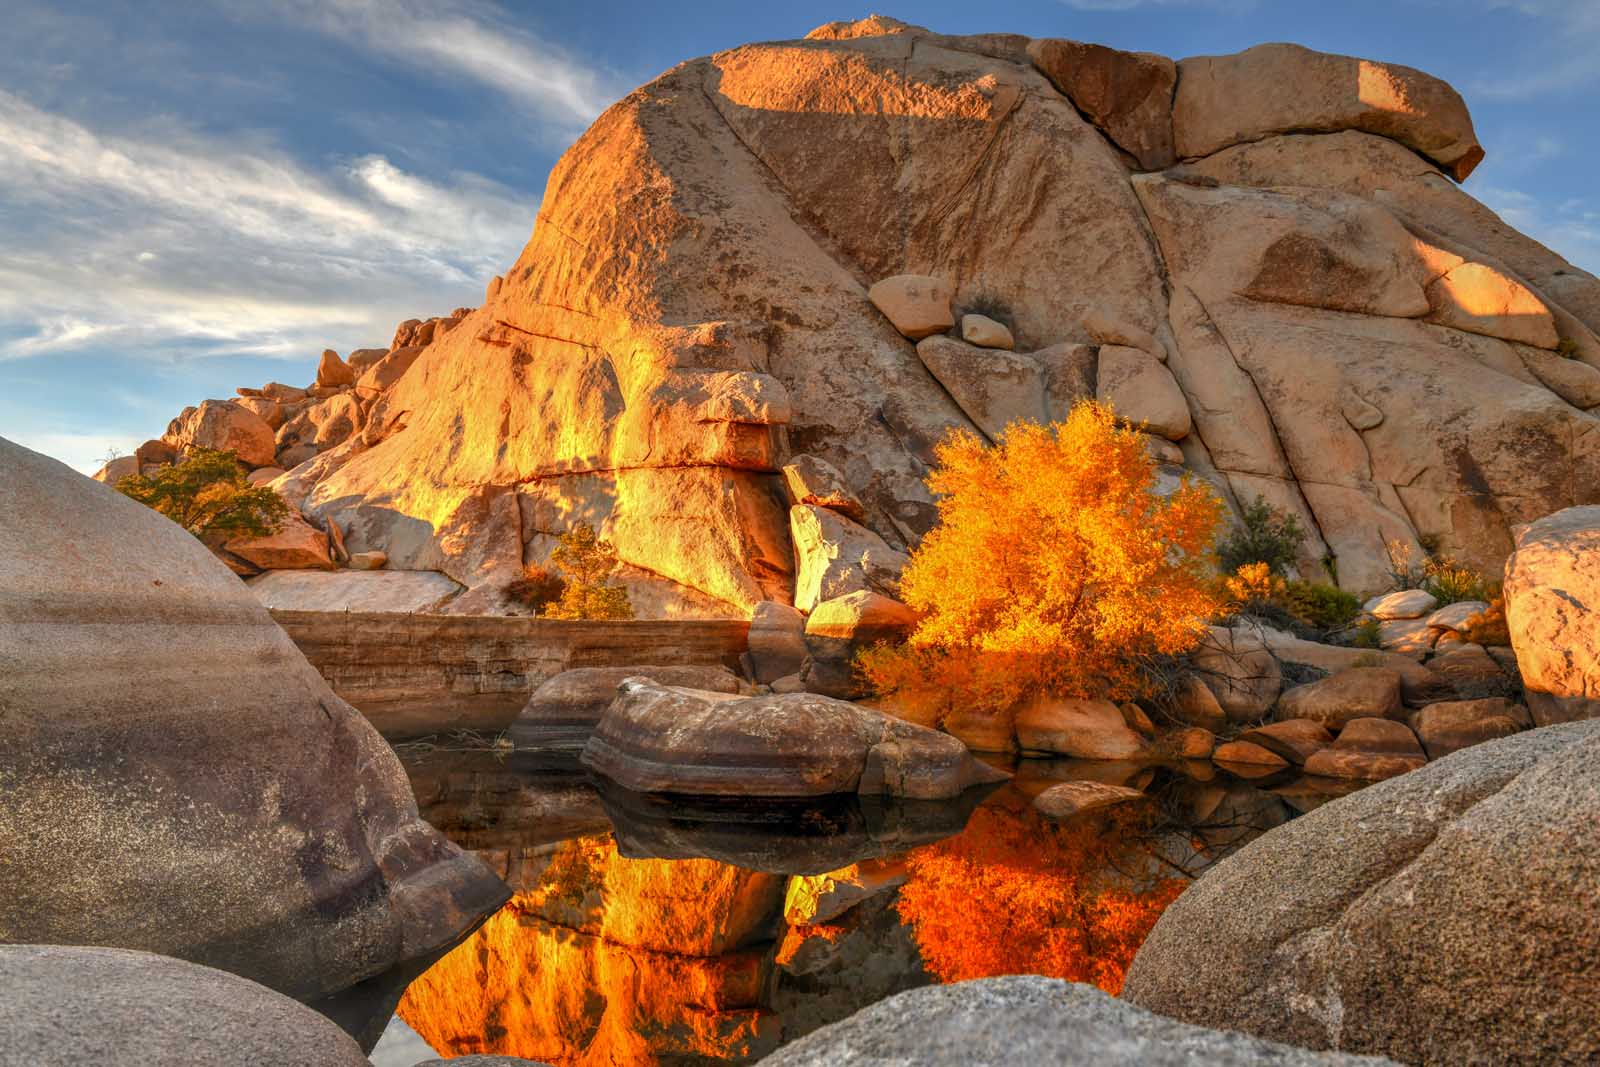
[[544, 524, 634, 620], [1350, 617, 1383, 650], [115, 447, 287, 540], [1218, 496, 1305, 576], [1556, 337, 1580, 358], [1281, 580, 1360, 630]]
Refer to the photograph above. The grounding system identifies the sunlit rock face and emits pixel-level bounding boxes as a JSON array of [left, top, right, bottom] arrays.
[[267, 16, 1600, 610], [0, 438, 510, 1051]]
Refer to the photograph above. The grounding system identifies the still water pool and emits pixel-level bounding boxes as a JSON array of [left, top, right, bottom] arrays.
[[396, 745, 1325, 1065]]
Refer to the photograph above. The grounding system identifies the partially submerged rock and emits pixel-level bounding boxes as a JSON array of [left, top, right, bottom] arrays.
[[1033, 780, 1148, 821], [582, 679, 1008, 798], [0, 439, 509, 1049], [1124, 720, 1600, 1064], [509, 665, 749, 752]]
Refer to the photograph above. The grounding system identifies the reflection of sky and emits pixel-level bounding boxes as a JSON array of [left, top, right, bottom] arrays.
[[3, 0, 1596, 472]]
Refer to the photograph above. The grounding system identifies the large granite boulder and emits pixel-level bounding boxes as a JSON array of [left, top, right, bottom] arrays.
[[0, 945, 370, 1067], [582, 679, 1009, 798], [762, 975, 1398, 1066], [507, 664, 749, 752], [163, 398, 278, 469], [1123, 719, 1600, 1065], [1505, 506, 1600, 724], [152, 19, 1597, 616], [0, 439, 509, 1049]]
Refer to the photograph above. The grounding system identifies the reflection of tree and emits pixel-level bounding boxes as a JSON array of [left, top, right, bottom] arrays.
[[894, 799, 1187, 994]]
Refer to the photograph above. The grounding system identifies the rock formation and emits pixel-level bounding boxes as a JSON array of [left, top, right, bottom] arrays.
[[1122, 719, 1600, 1065], [106, 18, 1600, 617], [0, 438, 509, 1049]]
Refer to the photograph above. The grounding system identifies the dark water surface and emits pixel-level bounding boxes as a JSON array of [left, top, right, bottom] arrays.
[[395, 743, 1320, 1065]]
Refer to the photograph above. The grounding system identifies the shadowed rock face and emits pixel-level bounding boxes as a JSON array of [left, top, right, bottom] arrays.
[[1122, 720, 1600, 1065], [255, 17, 1600, 613], [0, 438, 510, 1051]]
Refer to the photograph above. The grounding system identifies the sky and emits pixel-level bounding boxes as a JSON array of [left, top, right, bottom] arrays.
[[2, 0, 1596, 473]]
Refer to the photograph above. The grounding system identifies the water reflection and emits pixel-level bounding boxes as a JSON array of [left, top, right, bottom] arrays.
[[395, 747, 1309, 1064]]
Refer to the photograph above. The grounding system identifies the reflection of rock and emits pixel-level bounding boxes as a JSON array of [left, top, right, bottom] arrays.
[[0, 439, 508, 1051], [1126, 720, 1600, 1065], [2, 945, 370, 1067], [764, 976, 1398, 1066], [584, 680, 1009, 799], [597, 778, 995, 876]]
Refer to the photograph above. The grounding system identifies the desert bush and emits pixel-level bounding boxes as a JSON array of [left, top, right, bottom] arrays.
[[1350, 618, 1383, 650], [1221, 563, 1357, 634], [504, 564, 567, 613], [115, 447, 287, 540], [1461, 597, 1512, 647], [543, 524, 634, 620], [1281, 580, 1361, 630], [858, 401, 1226, 722], [1421, 556, 1497, 606], [1217, 495, 1305, 576]]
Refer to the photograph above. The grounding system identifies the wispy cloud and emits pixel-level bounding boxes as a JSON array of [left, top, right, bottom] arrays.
[[1470, 0, 1600, 98], [0, 89, 532, 362], [258, 0, 620, 126]]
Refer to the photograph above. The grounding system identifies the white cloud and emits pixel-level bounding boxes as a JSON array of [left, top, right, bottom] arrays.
[[0, 89, 533, 363], [260, 0, 618, 126]]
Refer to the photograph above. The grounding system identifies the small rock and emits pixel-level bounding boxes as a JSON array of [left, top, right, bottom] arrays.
[[1425, 599, 1491, 632], [749, 600, 809, 683], [960, 313, 1014, 350], [1411, 698, 1531, 760], [1168, 671, 1228, 732], [1212, 740, 1290, 776], [1095, 344, 1191, 441], [261, 381, 308, 402], [347, 550, 387, 570], [1189, 626, 1281, 723], [1378, 617, 1439, 657], [1014, 697, 1148, 759], [225, 509, 335, 571], [782, 454, 866, 521], [867, 274, 955, 340], [1120, 702, 1157, 738], [1276, 667, 1403, 730], [1362, 588, 1439, 620], [1304, 717, 1425, 781], [1237, 718, 1332, 766], [1427, 644, 1517, 700], [1034, 780, 1147, 821], [771, 673, 807, 694]]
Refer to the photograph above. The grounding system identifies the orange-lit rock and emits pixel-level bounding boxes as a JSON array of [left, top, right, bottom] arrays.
[[400, 836, 785, 1064]]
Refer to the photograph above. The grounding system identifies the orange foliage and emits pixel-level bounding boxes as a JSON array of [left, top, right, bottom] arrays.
[[895, 800, 1186, 993], [859, 402, 1226, 722]]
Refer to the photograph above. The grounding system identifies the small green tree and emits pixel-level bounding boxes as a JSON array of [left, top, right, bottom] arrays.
[[544, 524, 634, 620], [1218, 496, 1305, 576], [115, 447, 288, 539]]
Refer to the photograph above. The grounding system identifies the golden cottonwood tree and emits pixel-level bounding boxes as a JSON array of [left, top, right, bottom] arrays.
[[859, 401, 1226, 721]]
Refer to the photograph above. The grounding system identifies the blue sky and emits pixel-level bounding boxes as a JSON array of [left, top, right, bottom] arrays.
[[2, 0, 1596, 473]]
